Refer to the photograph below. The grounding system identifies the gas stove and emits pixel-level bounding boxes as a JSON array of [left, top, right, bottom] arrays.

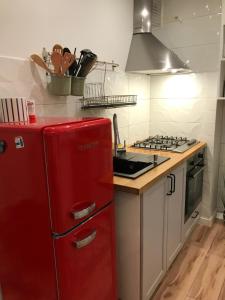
[[132, 135, 198, 153]]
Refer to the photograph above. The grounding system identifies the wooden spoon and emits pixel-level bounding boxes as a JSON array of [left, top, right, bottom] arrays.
[[51, 52, 62, 75], [61, 53, 75, 75], [52, 44, 63, 54], [30, 54, 51, 73]]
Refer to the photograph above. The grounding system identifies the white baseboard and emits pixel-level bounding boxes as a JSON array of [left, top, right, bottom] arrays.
[[216, 212, 224, 220], [199, 211, 217, 227]]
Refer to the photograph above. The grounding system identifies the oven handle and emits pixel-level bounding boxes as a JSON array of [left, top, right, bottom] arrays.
[[189, 166, 205, 179]]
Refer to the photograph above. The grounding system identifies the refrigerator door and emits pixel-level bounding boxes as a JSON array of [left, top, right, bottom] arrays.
[[0, 128, 57, 300], [54, 203, 117, 300], [44, 118, 113, 234]]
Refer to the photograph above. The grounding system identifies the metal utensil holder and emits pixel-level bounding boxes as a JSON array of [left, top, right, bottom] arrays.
[[80, 62, 137, 109]]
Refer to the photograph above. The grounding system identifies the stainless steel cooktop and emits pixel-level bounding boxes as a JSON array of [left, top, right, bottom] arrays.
[[132, 135, 198, 153]]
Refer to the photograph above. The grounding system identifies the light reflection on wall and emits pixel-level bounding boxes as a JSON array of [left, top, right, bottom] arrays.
[[159, 73, 200, 104]]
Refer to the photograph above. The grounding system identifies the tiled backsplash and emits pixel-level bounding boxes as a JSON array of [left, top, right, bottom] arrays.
[[0, 56, 151, 145], [150, 72, 219, 219]]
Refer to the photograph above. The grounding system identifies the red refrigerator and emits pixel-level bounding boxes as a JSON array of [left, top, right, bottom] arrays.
[[0, 117, 117, 300]]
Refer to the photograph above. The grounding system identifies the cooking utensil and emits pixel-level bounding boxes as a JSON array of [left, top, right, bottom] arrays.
[[52, 44, 63, 54], [30, 54, 52, 73], [51, 52, 62, 75], [113, 113, 126, 156], [76, 49, 92, 76], [61, 53, 75, 75], [77, 52, 97, 77], [42, 47, 49, 63], [63, 47, 71, 55], [63, 47, 78, 76]]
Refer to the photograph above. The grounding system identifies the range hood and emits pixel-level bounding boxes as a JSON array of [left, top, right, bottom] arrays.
[[126, 0, 190, 75]]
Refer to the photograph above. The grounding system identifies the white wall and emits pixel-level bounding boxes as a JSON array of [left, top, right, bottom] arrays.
[[0, 0, 151, 146], [0, 0, 133, 69], [153, 0, 221, 72]]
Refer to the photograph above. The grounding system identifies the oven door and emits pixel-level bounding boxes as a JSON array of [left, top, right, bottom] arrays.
[[185, 164, 205, 221]]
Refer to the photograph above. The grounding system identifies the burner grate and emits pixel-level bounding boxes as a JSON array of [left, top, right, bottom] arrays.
[[132, 135, 196, 153]]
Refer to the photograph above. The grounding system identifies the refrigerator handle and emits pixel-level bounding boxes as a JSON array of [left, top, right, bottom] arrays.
[[74, 230, 97, 249], [72, 202, 96, 220]]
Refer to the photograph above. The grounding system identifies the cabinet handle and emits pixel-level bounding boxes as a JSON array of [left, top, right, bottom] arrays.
[[191, 211, 199, 219], [74, 230, 97, 249], [72, 202, 96, 220], [167, 175, 173, 195], [170, 174, 176, 193]]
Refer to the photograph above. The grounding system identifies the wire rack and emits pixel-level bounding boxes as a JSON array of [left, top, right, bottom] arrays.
[[80, 63, 137, 109], [81, 94, 137, 109]]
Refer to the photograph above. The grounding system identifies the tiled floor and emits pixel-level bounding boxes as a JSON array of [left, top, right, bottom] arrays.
[[152, 221, 225, 300]]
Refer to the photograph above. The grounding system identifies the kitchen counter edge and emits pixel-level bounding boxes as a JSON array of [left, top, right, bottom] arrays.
[[113, 141, 206, 195]]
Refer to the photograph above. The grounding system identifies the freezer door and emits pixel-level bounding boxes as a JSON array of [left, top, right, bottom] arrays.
[[44, 118, 113, 234], [54, 203, 117, 300]]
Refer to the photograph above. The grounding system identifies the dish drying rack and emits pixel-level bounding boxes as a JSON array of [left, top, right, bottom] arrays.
[[80, 62, 137, 109]]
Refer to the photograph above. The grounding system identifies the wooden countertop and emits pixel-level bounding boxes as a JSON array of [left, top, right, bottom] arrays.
[[113, 142, 206, 194]]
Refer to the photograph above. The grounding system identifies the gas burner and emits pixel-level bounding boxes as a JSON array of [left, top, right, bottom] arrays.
[[132, 135, 198, 153]]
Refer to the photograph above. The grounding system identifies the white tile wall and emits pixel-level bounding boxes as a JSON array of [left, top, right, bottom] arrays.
[[0, 56, 151, 145], [150, 72, 219, 219], [153, 0, 221, 72], [163, 0, 222, 22]]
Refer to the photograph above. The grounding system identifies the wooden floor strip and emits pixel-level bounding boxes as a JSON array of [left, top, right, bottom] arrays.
[[218, 278, 225, 300], [188, 254, 225, 300], [151, 245, 205, 300], [151, 222, 225, 300], [186, 224, 210, 247], [208, 223, 225, 258]]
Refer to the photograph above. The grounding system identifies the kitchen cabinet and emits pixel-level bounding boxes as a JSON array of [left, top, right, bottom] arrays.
[[115, 163, 186, 300], [142, 178, 166, 300], [166, 165, 186, 268]]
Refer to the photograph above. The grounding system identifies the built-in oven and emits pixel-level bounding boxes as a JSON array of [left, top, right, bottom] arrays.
[[185, 149, 205, 222]]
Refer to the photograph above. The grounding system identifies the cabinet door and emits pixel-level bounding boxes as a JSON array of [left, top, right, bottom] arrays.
[[166, 165, 185, 268], [142, 178, 166, 300]]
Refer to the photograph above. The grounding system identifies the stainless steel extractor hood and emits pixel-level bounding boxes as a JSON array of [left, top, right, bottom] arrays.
[[126, 0, 191, 75]]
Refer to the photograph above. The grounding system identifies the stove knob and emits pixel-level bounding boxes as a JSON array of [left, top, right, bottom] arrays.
[[0, 140, 6, 153]]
